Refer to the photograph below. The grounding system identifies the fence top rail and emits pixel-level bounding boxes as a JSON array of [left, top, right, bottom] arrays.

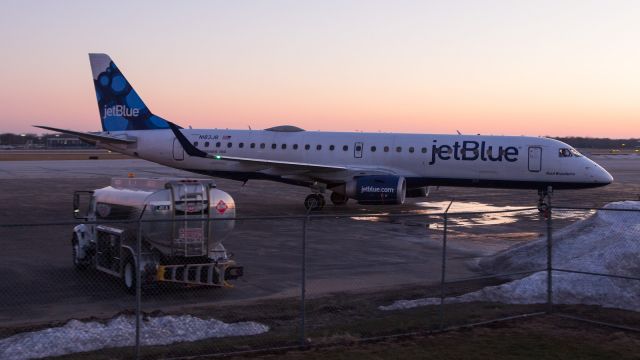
[[0, 207, 546, 228], [552, 205, 640, 212]]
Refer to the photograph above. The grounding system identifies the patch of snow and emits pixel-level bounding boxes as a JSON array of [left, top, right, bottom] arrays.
[[380, 201, 640, 312], [0, 315, 269, 360]]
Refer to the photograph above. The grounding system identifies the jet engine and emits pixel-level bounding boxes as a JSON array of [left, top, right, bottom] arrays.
[[334, 175, 407, 205]]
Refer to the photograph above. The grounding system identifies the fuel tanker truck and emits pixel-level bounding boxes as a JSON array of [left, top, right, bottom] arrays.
[[71, 177, 243, 293]]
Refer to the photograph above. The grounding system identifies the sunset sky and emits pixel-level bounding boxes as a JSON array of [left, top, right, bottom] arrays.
[[1, 0, 638, 137]]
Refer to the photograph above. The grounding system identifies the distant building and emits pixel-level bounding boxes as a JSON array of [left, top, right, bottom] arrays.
[[46, 137, 94, 148]]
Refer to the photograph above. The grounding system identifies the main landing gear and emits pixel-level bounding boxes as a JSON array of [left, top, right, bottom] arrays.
[[537, 186, 553, 213], [304, 194, 325, 211], [304, 191, 350, 211]]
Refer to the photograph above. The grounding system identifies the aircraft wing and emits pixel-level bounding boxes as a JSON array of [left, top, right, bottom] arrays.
[[33, 125, 137, 145], [168, 122, 347, 172], [208, 154, 349, 172]]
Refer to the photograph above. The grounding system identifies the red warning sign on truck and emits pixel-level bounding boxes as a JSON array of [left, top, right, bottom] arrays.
[[216, 200, 228, 214]]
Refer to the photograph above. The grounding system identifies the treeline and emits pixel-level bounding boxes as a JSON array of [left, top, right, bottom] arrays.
[[552, 137, 640, 149]]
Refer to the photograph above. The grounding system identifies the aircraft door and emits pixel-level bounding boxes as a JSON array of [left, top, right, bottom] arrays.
[[528, 146, 542, 172], [173, 138, 184, 161], [354, 142, 363, 158]]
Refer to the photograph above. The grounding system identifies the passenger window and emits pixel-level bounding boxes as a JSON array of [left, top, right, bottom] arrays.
[[343, 145, 348, 151], [194, 141, 199, 147], [271, 144, 277, 149], [293, 144, 298, 150], [329, 145, 335, 151], [316, 144, 322, 150], [282, 144, 287, 150], [356, 145, 362, 151], [204, 142, 210, 147], [371, 146, 377, 152], [305, 144, 310, 150], [409, 147, 414, 153], [260, 143, 265, 149], [250, 143, 256, 149], [384, 146, 389, 152], [216, 142, 221, 148], [396, 146, 402, 152], [421, 147, 427, 154], [227, 142, 232, 148], [239, 143, 244, 148]]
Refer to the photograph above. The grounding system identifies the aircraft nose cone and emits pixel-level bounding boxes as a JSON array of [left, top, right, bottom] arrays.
[[600, 169, 614, 184], [592, 165, 613, 185], [586, 158, 613, 185]]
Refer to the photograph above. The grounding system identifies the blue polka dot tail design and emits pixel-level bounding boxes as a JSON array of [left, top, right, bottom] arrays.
[[89, 53, 170, 131]]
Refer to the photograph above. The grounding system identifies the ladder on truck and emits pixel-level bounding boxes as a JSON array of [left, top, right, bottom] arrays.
[[168, 180, 211, 257]]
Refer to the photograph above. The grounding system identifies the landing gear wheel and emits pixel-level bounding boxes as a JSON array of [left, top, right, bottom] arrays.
[[330, 192, 348, 206], [537, 203, 549, 213], [537, 187, 553, 213], [122, 257, 136, 294], [304, 194, 325, 211], [72, 234, 88, 270]]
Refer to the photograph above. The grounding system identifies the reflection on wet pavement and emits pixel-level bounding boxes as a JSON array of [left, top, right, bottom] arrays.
[[351, 201, 594, 228]]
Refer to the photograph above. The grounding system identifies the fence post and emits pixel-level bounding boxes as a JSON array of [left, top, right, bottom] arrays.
[[546, 198, 553, 314], [300, 214, 308, 346], [439, 201, 453, 330], [136, 221, 142, 359]]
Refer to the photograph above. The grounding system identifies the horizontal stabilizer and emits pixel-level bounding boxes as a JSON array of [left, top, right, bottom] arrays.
[[33, 125, 137, 145]]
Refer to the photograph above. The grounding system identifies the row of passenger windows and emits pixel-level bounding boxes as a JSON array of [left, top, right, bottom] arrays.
[[192, 141, 429, 154]]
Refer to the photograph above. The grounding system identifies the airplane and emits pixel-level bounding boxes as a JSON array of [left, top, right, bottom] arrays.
[[36, 53, 613, 211]]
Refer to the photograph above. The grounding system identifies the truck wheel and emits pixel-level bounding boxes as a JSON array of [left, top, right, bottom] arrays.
[[122, 257, 136, 294], [72, 234, 88, 270]]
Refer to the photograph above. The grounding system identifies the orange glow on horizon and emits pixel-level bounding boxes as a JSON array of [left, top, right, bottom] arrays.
[[1, 1, 638, 139]]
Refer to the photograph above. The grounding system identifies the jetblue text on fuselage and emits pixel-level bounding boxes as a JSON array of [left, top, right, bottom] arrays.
[[102, 105, 139, 119], [429, 140, 518, 165]]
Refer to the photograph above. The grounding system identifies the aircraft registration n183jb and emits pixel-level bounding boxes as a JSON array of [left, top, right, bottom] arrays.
[[36, 53, 613, 211]]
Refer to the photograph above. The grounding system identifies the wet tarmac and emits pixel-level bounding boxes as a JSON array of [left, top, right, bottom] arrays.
[[0, 156, 638, 327]]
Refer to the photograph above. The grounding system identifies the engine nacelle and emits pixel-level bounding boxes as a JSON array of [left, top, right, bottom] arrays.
[[341, 175, 407, 205]]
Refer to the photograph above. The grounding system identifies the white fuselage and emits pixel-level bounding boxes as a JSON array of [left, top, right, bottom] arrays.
[[101, 129, 613, 190]]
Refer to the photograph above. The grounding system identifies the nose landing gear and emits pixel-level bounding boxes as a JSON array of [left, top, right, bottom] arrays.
[[537, 186, 553, 213]]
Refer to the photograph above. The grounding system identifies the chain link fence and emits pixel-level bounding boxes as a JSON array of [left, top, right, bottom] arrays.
[[1, 205, 639, 359]]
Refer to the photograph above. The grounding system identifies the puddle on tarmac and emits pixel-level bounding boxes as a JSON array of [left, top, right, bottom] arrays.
[[350, 201, 594, 227], [350, 213, 390, 222]]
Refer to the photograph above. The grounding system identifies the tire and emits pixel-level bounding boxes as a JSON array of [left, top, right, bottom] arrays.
[[538, 203, 549, 213], [72, 234, 88, 270], [304, 194, 324, 211], [122, 256, 136, 294]]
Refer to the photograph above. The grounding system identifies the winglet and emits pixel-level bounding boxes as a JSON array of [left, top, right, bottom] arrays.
[[167, 122, 208, 158]]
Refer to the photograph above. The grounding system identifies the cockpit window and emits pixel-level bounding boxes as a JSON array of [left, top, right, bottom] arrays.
[[559, 148, 583, 157], [559, 148, 572, 157]]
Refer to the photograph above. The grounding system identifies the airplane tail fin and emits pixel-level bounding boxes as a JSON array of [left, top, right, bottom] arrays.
[[89, 53, 169, 131]]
